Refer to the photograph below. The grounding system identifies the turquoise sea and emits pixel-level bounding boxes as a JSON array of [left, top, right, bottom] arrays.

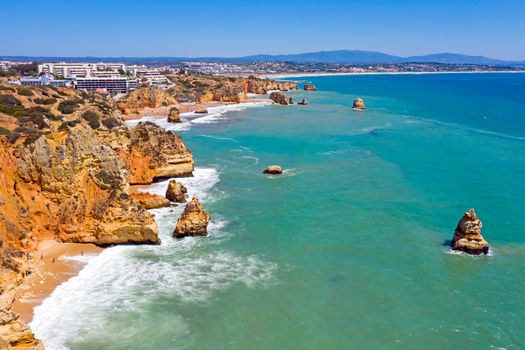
[[32, 73, 525, 349]]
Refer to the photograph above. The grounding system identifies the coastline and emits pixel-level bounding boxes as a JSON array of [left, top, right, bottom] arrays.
[[12, 240, 102, 324], [262, 70, 525, 79], [11, 97, 271, 338]]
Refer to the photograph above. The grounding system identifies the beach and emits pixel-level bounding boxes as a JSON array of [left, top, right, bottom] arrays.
[[11, 241, 102, 324]]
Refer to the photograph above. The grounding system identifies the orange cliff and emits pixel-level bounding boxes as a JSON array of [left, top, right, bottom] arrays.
[[0, 84, 195, 348]]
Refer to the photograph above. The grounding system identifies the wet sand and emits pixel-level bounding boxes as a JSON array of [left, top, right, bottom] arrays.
[[12, 240, 103, 323]]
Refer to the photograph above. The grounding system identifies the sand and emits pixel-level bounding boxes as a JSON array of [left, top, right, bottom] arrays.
[[11, 240, 103, 323]]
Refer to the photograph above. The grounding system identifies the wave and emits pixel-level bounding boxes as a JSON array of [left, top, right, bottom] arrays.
[[401, 115, 525, 142], [125, 101, 270, 132], [31, 167, 277, 349]]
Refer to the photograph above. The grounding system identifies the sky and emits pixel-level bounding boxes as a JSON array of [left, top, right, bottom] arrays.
[[1, 0, 524, 60]]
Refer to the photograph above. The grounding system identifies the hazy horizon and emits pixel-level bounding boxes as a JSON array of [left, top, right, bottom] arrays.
[[1, 0, 523, 60]]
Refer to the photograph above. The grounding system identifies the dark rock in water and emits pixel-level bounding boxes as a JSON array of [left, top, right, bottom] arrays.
[[288, 97, 293, 104], [298, 99, 308, 105], [269, 92, 288, 105], [165, 179, 188, 203], [263, 165, 283, 175], [173, 197, 211, 238], [352, 97, 366, 111], [451, 208, 489, 255], [304, 84, 317, 91], [195, 109, 208, 114]]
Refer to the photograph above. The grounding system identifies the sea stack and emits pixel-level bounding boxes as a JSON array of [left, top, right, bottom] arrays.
[[263, 165, 283, 175], [352, 98, 366, 111], [451, 208, 490, 255], [166, 179, 188, 203], [167, 107, 181, 123], [304, 83, 317, 91], [173, 198, 211, 238], [269, 92, 288, 105]]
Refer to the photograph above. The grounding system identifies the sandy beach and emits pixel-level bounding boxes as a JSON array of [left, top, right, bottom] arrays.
[[11, 240, 103, 324]]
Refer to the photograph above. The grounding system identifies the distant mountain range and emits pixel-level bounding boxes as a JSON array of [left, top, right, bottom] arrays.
[[1, 50, 524, 66]]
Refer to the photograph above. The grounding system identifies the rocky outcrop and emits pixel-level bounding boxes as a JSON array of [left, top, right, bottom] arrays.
[[97, 122, 194, 184], [116, 87, 177, 116], [298, 99, 308, 105], [0, 247, 43, 349], [173, 198, 211, 238], [245, 77, 298, 94], [451, 209, 490, 255], [352, 98, 366, 111], [304, 84, 317, 91], [269, 92, 288, 105], [130, 192, 170, 209], [14, 126, 160, 246], [167, 107, 181, 123], [263, 165, 283, 175], [166, 180, 188, 203]]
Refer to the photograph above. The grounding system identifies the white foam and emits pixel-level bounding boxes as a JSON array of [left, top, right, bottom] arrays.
[[31, 167, 277, 349], [125, 101, 270, 131]]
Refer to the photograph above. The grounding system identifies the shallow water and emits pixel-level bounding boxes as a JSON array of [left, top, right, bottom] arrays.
[[32, 73, 525, 349]]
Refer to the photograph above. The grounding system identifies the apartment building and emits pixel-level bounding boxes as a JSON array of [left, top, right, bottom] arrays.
[[38, 62, 126, 78]]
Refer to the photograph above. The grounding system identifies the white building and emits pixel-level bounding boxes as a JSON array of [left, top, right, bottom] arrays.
[[38, 62, 126, 78]]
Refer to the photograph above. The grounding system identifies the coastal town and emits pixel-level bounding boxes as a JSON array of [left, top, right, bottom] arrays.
[[1, 59, 522, 96]]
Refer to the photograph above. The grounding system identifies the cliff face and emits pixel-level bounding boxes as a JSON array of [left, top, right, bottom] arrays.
[[116, 87, 177, 116], [244, 77, 298, 94], [97, 122, 194, 184], [0, 85, 196, 347]]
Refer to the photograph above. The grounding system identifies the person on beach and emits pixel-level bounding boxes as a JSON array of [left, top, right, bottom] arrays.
[[52, 257, 55, 263]]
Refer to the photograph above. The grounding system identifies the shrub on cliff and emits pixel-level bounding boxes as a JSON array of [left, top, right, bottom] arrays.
[[81, 110, 101, 129], [0, 127, 9, 135], [0, 94, 22, 106], [0, 85, 16, 92], [33, 97, 57, 105], [58, 120, 80, 131], [57, 100, 80, 114], [17, 87, 34, 96], [102, 117, 121, 129]]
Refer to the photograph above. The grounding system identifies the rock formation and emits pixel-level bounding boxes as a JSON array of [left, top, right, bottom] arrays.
[[173, 198, 211, 238], [263, 165, 283, 175], [165, 180, 188, 203], [352, 98, 366, 111], [116, 87, 177, 116], [451, 209, 490, 255], [298, 99, 308, 105], [97, 122, 194, 184], [130, 192, 171, 209], [167, 107, 181, 123], [269, 92, 288, 105], [244, 76, 298, 94], [304, 84, 317, 91], [195, 109, 208, 114]]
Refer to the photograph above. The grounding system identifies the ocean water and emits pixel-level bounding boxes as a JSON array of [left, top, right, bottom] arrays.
[[31, 73, 525, 349]]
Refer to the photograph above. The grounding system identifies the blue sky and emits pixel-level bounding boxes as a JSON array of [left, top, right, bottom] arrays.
[[2, 0, 523, 60]]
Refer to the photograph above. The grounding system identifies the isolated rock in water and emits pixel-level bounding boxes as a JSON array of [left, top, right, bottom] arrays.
[[165, 180, 188, 203], [352, 97, 366, 111], [263, 165, 283, 175], [167, 107, 181, 123], [304, 83, 317, 91], [269, 92, 288, 105], [288, 97, 293, 104], [130, 192, 171, 209], [195, 109, 208, 114], [298, 99, 308, 105], [451, 208, 490, 255], [173, 198, 211, 238]]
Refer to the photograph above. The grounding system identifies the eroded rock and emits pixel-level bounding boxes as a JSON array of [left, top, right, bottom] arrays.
[[173, 198, 211, 238], [451, 208, 490, 255], [352, 98, 366, 111], [263, 165, 283, 175], [269, 92, 288, 105], [165, 180, 188, 203]]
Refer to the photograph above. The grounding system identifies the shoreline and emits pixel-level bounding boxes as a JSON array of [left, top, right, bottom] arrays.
[[12, 240, 103, 324], [262, 70, 525, 79]]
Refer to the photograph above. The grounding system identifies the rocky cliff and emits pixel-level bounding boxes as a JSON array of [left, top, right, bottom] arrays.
[[0, 84, 196, 347], [116, 87, 177, 116], [244, 76, 298, 94]]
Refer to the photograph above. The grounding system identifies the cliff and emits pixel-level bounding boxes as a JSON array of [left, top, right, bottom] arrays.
[[244, 76, 298, 94], [0, 84, 195, 347], [116, 87, 177, 116]]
